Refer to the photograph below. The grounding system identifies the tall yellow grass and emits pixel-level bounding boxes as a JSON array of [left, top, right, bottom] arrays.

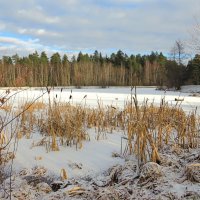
[[18, 96, 199, 164]]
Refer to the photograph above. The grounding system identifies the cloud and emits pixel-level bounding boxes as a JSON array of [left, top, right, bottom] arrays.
[[18, 28, 61, 37], [0, 0, 200, 56], [0, 36, 60, 56], [0, 22, 5, 31], [16, 8, 60, 25]]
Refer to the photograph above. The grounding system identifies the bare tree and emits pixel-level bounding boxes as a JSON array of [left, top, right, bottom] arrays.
[[170, 40, 187, 65], [189, 20, 200, 54]]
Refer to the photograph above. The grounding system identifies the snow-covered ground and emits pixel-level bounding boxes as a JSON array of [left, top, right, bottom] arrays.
[[12, 131, 125, 179], [2, 85, 200, 113], [1, 86, 200, 175], [0, 86, 199, 200]]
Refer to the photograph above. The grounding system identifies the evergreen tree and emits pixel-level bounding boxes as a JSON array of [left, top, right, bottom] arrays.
[[165, 60, 185, 89], [40, 51, 49, 65], [186, 54, 200, 84], [62, 54, 69, 65], [50, 52, 61, 86]]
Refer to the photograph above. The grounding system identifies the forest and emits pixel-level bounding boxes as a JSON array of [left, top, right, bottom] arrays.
[[0, 49, 199, 88]]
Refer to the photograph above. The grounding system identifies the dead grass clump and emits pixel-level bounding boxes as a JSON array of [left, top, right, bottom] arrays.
[[0, 104, 12, 112], [60, 168, 68, 180], [33, 166, 47, 176], [19, 112, 35, 139], [0, 131, 8, 146], [0, 152, 15, 165], [0, 131, 14, 165], [123, 94, 199, 165], [37, 102, 90, 151], [36, 182, 52, 193], [18, 102, 45, 139], [138, 162, 162, 184], [22, 102, 46, 112], [35, 156, 43, 161], [66, 186, 85, 197], [185, 163, 200, 183]]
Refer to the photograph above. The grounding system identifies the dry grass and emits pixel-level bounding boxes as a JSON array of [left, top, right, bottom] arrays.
[[60, 168, 68, 180], [16, 94, 199, 165], [123, 97, 200, 164], [38, 102, 90, 151], [0, 89, 48, 173], [186, 163, 200, 182], [18, 101, 46, 139], [22, 102, 46, 112], [0, 104, 12, 112], [0, 131, 8, 146]]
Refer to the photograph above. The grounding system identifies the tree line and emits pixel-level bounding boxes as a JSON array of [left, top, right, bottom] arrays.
[[0, 50, 199, 88]]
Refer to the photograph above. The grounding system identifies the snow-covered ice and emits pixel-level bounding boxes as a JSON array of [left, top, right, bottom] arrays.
[[2, 86, 200, 113]]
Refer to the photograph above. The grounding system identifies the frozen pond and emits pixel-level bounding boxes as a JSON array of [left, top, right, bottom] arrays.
[[2, 86, 200, 114]]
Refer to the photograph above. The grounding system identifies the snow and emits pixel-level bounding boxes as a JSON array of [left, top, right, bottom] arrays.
[[0, 86, 200, 199], [2, 85, 200, 113], [181, 85, 200, 93], [12, 131, 124, 178], [0, 85, 200, 177]]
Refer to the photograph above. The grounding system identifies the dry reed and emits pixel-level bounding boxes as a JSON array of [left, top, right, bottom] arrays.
[[17, 93, 199, 165]]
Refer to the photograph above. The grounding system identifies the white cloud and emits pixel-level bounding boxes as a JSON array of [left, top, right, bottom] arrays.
[[0, 0, 200, 55], [0, 36, 36, 46], [0, 22, 5, 30], [0, 36, 76, 58], [17, 9, 60, 24], [109, 0, 146, 3], [18, 28, 61, 37]]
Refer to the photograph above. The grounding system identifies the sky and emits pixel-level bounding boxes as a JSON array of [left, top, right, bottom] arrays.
[[0, 0, 200, 57]]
